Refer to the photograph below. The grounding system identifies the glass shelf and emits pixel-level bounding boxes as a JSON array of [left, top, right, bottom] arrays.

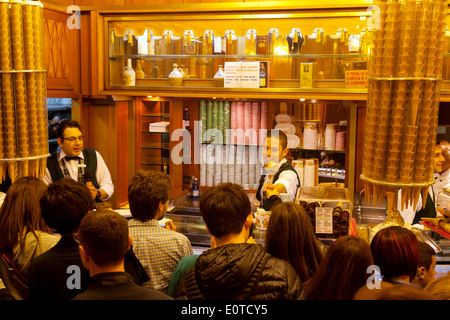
[[110, 53, 369, 59]]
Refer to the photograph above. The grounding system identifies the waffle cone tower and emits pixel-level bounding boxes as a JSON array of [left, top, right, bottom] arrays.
[[0, 0, 48, 182], [361, 0, 446, 213]]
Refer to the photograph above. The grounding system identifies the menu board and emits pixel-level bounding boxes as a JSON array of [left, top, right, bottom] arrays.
[[315, 207, 333, 234], [224, 61, 260, 88]]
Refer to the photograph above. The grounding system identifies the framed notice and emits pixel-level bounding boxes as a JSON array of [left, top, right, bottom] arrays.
[[345, 70, 368, 89], [224, 61, 260, 88], [315, 207, 333, 234]]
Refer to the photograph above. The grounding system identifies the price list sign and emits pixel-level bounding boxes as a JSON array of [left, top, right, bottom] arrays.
[[315, 207, 333, 234]]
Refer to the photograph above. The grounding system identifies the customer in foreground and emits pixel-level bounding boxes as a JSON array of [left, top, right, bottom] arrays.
[[174, 182, 305, 300], [72, 210, 172, 300]]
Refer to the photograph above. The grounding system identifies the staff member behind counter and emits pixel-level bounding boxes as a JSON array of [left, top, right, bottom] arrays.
[[399, 141, 448, 226], [42, 120, 114, 202], [256, 129, 300, 211]]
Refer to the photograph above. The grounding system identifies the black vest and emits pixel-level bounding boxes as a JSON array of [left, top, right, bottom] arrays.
[[413, 187, 436, 225], [256, 161, 301, 211], [47, 148, 99, 189]]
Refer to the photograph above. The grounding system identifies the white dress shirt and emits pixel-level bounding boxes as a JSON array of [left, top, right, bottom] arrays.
[[42, 149, 114, 200], [259, 158, 299, 203]]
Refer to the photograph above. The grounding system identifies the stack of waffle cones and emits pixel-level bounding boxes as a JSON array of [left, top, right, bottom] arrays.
[[362, 0, 446, 213], [0, 0, 48, 183]]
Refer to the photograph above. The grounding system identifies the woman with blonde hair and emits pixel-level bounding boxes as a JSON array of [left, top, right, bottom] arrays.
[[264, 201, 324, 282], [0, 177, 59, 278]]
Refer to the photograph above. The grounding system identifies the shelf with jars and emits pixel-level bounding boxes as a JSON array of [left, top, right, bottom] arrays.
[[104, 8, 373, 95]]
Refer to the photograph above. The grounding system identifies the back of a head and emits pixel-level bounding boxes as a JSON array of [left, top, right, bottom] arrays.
[[425, 274, 450, 300], [77, 209, 129, 268], [40, 178, 93, 235], [0, 177, 49, 253], [265, 201, 322, 282], [370, 226, 418, 282], [418, 241, 436, 269], [200, 183, 251, 238], [305, 235, 374, 300], [128, 170, 172, 221]]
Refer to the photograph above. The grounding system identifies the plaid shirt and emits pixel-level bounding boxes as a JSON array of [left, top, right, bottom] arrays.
[[128, 219, 193, 293]]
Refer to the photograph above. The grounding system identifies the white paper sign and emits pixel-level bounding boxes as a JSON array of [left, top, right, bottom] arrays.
[[224, 61, 259, 88], [315, 207, 333, 234]]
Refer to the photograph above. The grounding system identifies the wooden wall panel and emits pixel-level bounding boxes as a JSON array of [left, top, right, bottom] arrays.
[[44, 8, 80, 97]]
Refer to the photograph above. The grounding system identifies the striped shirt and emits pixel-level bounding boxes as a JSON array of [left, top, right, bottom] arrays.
[[128, 219, 193, 293]]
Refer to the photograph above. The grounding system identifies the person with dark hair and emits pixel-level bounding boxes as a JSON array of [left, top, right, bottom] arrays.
[[264, 201, 324, 283], [48, 111, 67, 136], [411, 241, 437, 288], [174, 183, 305, 300], [303, 235, 373, 300], [43, 120, 114, 202], [28, 178, 93, 300], [354, 226, 437, 300], [256, 129, 300, 210], [72, 210, 172, 300], [128, 170, 192, 293], [0, 177, 59, 280], [371, 226, 420, 286]]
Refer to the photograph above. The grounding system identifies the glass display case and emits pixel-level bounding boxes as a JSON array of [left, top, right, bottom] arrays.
[[104, 11, 372, 92], [296, 186, 354, 239]]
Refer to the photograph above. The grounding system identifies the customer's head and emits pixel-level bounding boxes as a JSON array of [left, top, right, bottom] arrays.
[[412, 241, 437, 288], [40, 178, 93, 235], [128, 170, 172, 221], [371, 226, 419, 282], [425, 274, 450, 300], [77, 210, 130, 270], [304, 235, 374, 300], [265, 201, 323, 282], [200, 183, 251, 239], [0, 177, 49, 254]]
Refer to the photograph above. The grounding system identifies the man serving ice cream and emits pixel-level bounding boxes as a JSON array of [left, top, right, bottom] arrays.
[[256, 129, 300, 210]]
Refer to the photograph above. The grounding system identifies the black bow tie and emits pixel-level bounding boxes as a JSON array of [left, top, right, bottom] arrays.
[[64, 156, 80, 161]]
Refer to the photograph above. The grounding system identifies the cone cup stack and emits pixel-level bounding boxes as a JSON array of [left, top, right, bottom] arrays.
[[0, 0, 48, 182], [361, 0, 446, 210]]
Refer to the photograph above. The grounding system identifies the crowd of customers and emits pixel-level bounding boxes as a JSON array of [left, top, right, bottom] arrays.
[[0, 171, 449, 300]]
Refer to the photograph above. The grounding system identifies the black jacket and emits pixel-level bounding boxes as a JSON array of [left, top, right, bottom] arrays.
[[175, 243, 305, 300]]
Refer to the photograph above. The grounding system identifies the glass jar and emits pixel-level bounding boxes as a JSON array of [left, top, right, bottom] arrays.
[[135, 59, 145, 79], [213, 65, 225, 87], [123, 59, 136, 86], [168, 63, 183, 86]]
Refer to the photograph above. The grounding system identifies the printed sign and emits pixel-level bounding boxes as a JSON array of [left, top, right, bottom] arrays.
[[315, 207, 333, 234], [224, 61, 260, 88], [345, 70, 368, 89]]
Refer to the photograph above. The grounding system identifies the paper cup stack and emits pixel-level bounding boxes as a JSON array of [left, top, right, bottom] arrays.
[[0, 0, 48, 182], [362, 0, 446, 211]]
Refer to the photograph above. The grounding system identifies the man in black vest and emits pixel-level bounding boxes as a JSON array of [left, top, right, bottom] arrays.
[[256, 129, 300, 211], [399, 142, 446, 225], [43, 120, 114, 202]]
